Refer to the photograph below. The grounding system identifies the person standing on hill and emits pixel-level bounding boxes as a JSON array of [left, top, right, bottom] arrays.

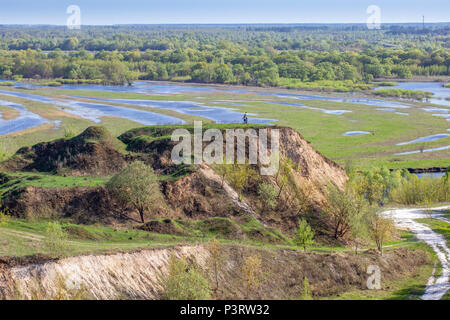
[[242, 112, 248, 124]]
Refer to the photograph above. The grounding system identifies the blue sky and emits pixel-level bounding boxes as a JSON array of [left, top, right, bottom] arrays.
[[0, 0, 448, 25]]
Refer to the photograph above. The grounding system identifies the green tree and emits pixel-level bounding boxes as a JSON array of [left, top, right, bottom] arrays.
[[106, 161, 163, 223], [369, 215, 394, 255], [257, 183, 278, 210], [349, 201, 371, 254], [294, 218, 315, 252], [43, 222, 69, 257]]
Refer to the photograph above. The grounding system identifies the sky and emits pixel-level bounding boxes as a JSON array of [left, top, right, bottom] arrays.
[[0, 0, 448, 25]]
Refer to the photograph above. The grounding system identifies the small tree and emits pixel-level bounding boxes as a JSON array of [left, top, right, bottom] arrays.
[[348, 200, 370, 254], [213, 156, 231, 188], [227, 164, 253, 200], [257, 182, 278, 210], [369, 215, 394, 255], [207, 238, 222, 291], [325, 184, 355, 239], [294, 218, 315, 252], [162, 254, 211, 300], [300, 277, 313, 300], [43, 222, 69, 257], [106, 161, 163, 223], [241, 255, 263, 298]]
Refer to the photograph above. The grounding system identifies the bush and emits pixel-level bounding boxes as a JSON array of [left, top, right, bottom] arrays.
[[369, 214, 394, 255], [374, 88, 433, 100], [390, 174, 450, 205], [43, 222, 69, 257], [300, 277, 313, 300], [64, 124, 78, 139], [257, 183, 278, 210], [0, 208, 10, 226], [294, 218, 315, 251], [241, 255, 263, 298], [161, 255, 211, 300]]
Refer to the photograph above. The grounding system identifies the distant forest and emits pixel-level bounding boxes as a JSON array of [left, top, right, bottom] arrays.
[[0, 24, 448, 86]]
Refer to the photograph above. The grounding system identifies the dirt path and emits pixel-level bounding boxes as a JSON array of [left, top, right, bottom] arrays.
[[383, 206, 450, 300]]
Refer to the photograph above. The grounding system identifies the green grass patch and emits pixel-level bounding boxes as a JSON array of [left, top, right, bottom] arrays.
[[0, 172, 109, 198]]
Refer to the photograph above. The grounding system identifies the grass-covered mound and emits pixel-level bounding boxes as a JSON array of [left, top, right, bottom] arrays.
[[1, 126, 128, 176]]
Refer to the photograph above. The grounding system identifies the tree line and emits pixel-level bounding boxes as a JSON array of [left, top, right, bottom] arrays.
[[0, 24, 448, 86]]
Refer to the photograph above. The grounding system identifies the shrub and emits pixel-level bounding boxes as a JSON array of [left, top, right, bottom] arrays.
[[0, 207, 10, 226], [227, 164, 254, 200], [161, 255, 211, 300], [369, 214, 394, 255], [64, 124, 78, 139], [43, 222, 69, 257], [241, 255, 263, 298], [257, 183, 278, 210], [300, 277, 313, 300], [207, 238, 222, 291], [390, 174, 450, 205], [294, 218, 315, 251], [374, 88, 433, 100]]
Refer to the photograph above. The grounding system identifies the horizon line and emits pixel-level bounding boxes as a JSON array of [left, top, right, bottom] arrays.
[[1, 22, 449, 26]]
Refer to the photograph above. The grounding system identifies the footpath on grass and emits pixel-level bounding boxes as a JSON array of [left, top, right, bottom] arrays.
[[383, 205, 450, 300]]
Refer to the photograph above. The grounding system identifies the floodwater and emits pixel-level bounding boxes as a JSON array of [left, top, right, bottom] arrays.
[[415, 172, 446, 178], [375, 82, 450, 107], [342, 131, 371, 136], [0, 100, 48, 136], [0, 89, 185, 125], [61, 101, 185, 125], [396, 133, 450, 146], [394, 145, 450, 155], [7, 80, 420, 111], [70, 97, 275, 124]]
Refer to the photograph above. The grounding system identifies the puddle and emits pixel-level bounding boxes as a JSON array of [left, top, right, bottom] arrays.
[[394, 145, 450, 155], [376, 108, 396, 112], [342, 131, 371, 136], [423, 107, 449, 113], [397, 133, 450, 145]]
